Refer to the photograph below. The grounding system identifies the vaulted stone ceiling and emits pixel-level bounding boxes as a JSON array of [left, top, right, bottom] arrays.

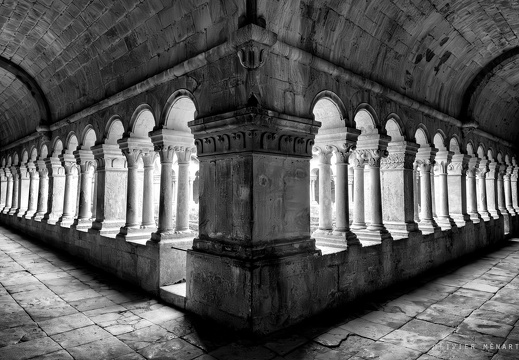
[[0, 0, 519, 146]]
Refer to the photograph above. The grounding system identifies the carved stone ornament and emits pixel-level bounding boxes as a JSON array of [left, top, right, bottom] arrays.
[[447, 161, 469, 175], [414, 159, 434, 172], [353, 149, 388, 168], [237, 43, 267, 69], [195, 130, 314, 158], [380, 152, 415, 170], [331, 143, 356, 164]]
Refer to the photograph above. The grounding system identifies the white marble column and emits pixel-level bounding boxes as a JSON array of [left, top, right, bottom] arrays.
[[466, 157, 480, 223], [33, 159, 48, 221], [73, 149, 95, 229], [58, 155, 79, 227], [90, 144, 127, 234], [497, 165, 508, 215], [121, 148, 142, 231], [16, 164, 30, 217], [434, 150, 456, 230], [512, 164, 519, 214], [380, 141, 420, 238], [141, 151, 156, 229], [332, 143, 358, 245], [415, 146, 440, 234], [8, 165, 20, 215], [314, 146, 333, 233], [476, 159, 491, 221], [0, 168, 6, 211], [24, 163, 40, 219], [351, 155, 366, 231], [175, 147, 194, 233], [310, 174, 316, 204], [2, 169, 12, 214], [151, 144, 175, 241], [43, 156, 66, 224], [504, 165, 516, 216], [413, 164, 421, 223], [447, 154, 471, 227], [486, 161, 501, 219]]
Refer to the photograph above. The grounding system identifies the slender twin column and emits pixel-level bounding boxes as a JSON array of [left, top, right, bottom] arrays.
[[0, 168, 6, 211], [497, 164, 509, 216], [415, 146, 440, 234], [72, 149, 95, 229], [504, 165, 516, 216], [16, 164, 30, 217], [151, 144, 175, 240], [313, 146, 333, 232], [33, 159, 49, 221], [352, 133, 391, 242], [466, 157, 480, 223], [310, 173, 317, 203], [332, 141, 358, 245], [24, 162, 40, 219], [1, 168, 11, 213], [434, 150, 456, 230], [141, 151, 156, 228], [175, 147, 194, 233], [351, 154, 366, 231], [8, 165, 19, 215], [486, 161, 501, 219], [512, 163, 519, 214], [58, 154, 79, 226], [476, 160, 491, 221], [380, 141, 419, 238], [43, 156, 66, 224], [413, 164, 421, 223], [447, 154, 471, 227], [122, 148, 142, 230]]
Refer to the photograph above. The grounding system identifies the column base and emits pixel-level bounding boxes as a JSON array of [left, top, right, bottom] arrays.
[[354, 228, 392, 245], [417, 219, 441, 235], [468, 212, 481, 224], [435, 216, 457, 231], [15, 209, 27, 218], [89, 220, 125, 236], [151, 231, 196, 242], [42, 215, 61, 225], [507, 207, 517, 216], [56, 216, 75, 228], [117, 227, 155, 241], [451, 214, 472, 228], [313, 232, 349, 249], [7, 209, 17, 215], [32, 213, 45, 222], [186, 247, 322, 335], [23, 211, 36, 220], [383, 221, 420, 240], [479, 211, 492, 222], [71, 218, 93, 231]]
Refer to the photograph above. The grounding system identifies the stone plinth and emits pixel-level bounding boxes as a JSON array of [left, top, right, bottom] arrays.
[[186, 107, 321, 334]]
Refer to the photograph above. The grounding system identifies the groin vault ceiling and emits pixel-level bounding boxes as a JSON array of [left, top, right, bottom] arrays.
[[0, 0, 518, 145]]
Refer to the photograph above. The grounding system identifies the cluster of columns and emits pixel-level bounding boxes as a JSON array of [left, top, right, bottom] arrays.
[[0, 135, 199, 241], [311, 138, 519, 243]]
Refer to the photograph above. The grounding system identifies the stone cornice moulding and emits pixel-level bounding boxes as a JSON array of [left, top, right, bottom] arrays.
[[0, 24, 513, 151]]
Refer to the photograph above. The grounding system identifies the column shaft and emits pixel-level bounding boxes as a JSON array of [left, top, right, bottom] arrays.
[[25, 169, 39, 218], [142, 154, 155, 228], [77, 167, 93, 220], [176, 162, 190, 232], [351, 164, 366, 230]]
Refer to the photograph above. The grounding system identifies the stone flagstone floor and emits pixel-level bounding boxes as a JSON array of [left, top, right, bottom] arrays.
[[1, 225, 519, 360]]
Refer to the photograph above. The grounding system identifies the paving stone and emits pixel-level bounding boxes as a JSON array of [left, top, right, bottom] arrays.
[[67, 336, 135, 360], [339, 318, 394, 340], [69, 296, 117, 311], [348, 341, 422, 360], [117, 324, 177, 350], [361, 310, 412, 329], [382, 298, 428, 317], [0, 310, 34, 328], [469, 309, 519, 326], [27, 349, 74, 360], [136, 306, 184, 324], [416, 307, 466, 327], [507, 326, 519, 341], [445, 329, 505, 353], [59, 289, 102, 302], [159, 316, 196, 337], [433, 340, 496, 359], [432, 294, 486, 317], [209, 342, 277, 360], [38, 312, 94, 335], [313, 325, 351, 346], [51, 324, 111, 348], [0, 336, 62, 360], [458, 318, 513, 338], [479, 300, 519, 315], [263, 333, 307, 355], [138, 338, 204, 360], [0, 324, 46, 347]]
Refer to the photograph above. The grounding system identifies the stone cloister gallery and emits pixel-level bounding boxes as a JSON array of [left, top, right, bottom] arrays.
[[0, 0, 518, 336]]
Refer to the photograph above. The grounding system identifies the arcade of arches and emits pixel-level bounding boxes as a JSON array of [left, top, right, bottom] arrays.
[[0, 1, 518, 335]]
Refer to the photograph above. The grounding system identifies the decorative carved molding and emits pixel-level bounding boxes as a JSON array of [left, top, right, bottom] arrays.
[[353, 149, 388, 168], [415, 159, 434, 173], [237, 43, 267, 69], [312, 145, 333, 164], [380, 152, 415, 170], [447, 161, 469, 175], [331, 143, 356, 164], [194, 130, 314, 158], [154, 145, 176, 163]]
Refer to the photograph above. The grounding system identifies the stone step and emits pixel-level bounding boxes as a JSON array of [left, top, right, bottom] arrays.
[[160, 283, 187, 309]]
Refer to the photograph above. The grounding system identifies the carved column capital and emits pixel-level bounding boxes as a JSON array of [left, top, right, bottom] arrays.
[[155, 145, 176, 164], [174, 146, 196, 164], [312, 145, 334, 164], [353, 148, 388, 168], [330, 143, 356, 164]]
